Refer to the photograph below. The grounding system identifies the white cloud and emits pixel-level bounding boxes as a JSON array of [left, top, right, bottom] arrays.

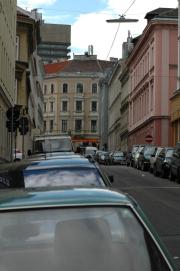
[[71, 0, 178, 60], [17, 0, 178, 60], [17, 0, 56, 9]]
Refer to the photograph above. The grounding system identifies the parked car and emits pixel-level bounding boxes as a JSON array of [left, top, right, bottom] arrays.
[[0, 187, 176, 271], [94, 150, 104, 163], [84, 146, 97, 158], [129, 145, 143, 167], [169, 142, 180, 182], [153, 147, 174, 178], [133, 145, 145, 169], [109, 151, 126, 165], [0, 156, 113, 189], [106, 151, 114, 165], [138, 145, 157, 171], [98, 151, 109, 165], [149, 146, 163, 173]]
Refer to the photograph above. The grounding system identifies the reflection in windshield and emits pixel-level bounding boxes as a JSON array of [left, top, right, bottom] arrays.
[[24, 168, 105, 187], [0, 207, 170, 271]]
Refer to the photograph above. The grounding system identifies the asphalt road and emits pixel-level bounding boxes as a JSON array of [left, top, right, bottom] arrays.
[[100, 164, 180, 270]]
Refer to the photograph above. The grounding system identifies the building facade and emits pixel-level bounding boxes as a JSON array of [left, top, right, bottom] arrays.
[[108, 60, 123, 151], [38, 23, 71, 63], [127, 8, 178, 148], [43, 54, 114, 150], [0, 0, 16, 160], [119, 64, 129, 152], [16, 7, 44, 156], [170, 1, 180, 146]]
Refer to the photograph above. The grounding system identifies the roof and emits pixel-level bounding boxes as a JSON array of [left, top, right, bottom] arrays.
[[145, 8, 178, 22], [44, 61, 69, 74], [44, 59, 115, 75], [0, 188, 131, 210]]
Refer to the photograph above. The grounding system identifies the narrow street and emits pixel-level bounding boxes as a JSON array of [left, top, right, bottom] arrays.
[[101, 164, 180, 270]]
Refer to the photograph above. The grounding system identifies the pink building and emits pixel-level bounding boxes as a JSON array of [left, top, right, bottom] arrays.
[[127, 8, 178, 147]]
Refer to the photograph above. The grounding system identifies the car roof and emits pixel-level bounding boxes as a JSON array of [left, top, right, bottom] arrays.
[[0, 187, 133, 210], [0, 156, 95, 171]]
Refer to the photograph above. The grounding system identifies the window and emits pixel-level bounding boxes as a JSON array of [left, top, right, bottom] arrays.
[[63, 83, 68, 93], [43, 121, 46, 132], [44, 102, 47, 113], [92, 83, 97, 94], [50, 102, 54, 112], [76, 101, 82, 112], [50, 120, 53, 132], [77, 83, 83, 94], [44, 85, 47, 95], [62, 101, 68, 112], [91, 120, 97, 132], [92, 101, 97, 112], [51, 84, 54, 94], [62, 120, 67, 133], [15, 35, 19, 60], [75, 119, 82, 132]]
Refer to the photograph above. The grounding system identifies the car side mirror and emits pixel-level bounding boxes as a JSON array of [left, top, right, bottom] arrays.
[[108, 175, 114, 183]]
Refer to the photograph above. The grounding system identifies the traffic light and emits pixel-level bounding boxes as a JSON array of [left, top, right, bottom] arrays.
[[6, 106, 20, 133], [19, 117, 29, 135], [6, 106, 20, 121], [6, 120, 19, 132]]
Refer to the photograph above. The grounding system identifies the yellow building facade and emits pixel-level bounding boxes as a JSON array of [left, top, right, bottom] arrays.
[[0, 0, 16, 160], [171, 90, 180, 145], [43, 56, 114, 150]]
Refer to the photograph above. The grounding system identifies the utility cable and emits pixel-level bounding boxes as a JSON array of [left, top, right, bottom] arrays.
[[105, 0, 137, 60]]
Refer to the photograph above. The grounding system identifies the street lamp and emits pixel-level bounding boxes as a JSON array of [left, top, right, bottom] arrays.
[[106, 15, 138, 23]]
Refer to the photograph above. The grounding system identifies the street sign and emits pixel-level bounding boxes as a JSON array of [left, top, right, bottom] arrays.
[[145, 134, 153, 143]]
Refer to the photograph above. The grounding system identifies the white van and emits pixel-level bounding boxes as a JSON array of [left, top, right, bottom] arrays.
[[32, 135, 74, 154]]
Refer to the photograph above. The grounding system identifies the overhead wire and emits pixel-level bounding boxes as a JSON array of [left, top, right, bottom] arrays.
[[105, 0, 137, 60]]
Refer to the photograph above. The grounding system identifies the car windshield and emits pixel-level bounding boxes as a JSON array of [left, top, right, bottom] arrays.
[[166, 149, 174, 158], [113, 152, 124, 157], [0, 206, 170, 271], [144, 146, 156, 155], [132, 146, 139, 153], [23, 167, 105, 188], [156, 148, 163, 156], [33, 138, 72, 153]]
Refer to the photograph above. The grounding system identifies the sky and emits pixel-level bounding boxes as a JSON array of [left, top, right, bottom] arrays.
[[17, 0, 178, 60]]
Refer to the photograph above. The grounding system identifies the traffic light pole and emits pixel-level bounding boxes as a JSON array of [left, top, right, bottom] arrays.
[[20, 117, 25, 159], [10, 107, 14, 162]]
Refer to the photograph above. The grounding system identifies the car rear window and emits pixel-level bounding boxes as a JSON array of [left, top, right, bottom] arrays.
[[0, 207, 171, 271], [23, 167, 106, 188], [166, 149, 174, 158], [34, 138, 72, 153], [113, 152, 124, 157]]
